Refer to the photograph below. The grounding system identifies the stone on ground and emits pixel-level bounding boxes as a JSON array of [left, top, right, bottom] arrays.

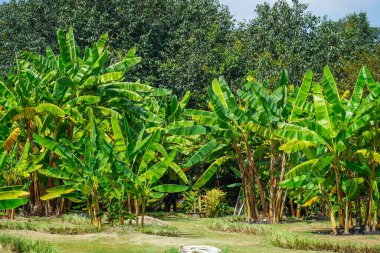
[[180, 245, 221, 253]]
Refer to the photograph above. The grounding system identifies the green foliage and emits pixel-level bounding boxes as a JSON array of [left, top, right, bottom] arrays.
[[228, 1, 379, 93], [60, 213, 90, 225], [203, 189, 230, 218], [0, 26, 192, 227], [268, 230, 380, 253], [210, 220, 380, 253], [0, 234, 58, 253], [132, 224, 180, 237], [0, 2, 378, 238], [209, 220, 268, 235], [0, 220, 102, 234], [0, 0, 233, 108], [182, 190, 202, 213], [1, 0, 378, 107]]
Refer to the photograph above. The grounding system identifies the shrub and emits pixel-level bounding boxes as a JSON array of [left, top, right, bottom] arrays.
[[183, 190, 202, 213], [203, 189, 230, 218]]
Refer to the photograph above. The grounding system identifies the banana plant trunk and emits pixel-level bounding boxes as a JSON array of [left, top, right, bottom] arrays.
[[87, 198, 95, 225], [364, 186, 373, 233], [330, 206, 338, 235], [119, 198, 124, 226], [134, 198, 139, 226], [344, 201, 349, 235], [290, 197, 295, 217], [275, 152, 287, 223], [269, 142, 275, 222], [235, 144, 257, 221], [94, 191, 101, 227], [377, 200, 380, 230], [245, 142, 268, 218], [279, 190, 288, 222], [372, 204, 378, 232], [356, 194, 362, 228], [242, 175, 253, 221], [333, 160, 345, 228], [141, 203, 146, 227], [296, 194, 301, 220], [32, 170, 42, 214]]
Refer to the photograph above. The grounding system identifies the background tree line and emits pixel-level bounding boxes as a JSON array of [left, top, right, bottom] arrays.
[[0, 0, 379, 108]]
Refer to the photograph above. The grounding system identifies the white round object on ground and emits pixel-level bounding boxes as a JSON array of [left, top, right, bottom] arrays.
[[180, 245, 221, 253]]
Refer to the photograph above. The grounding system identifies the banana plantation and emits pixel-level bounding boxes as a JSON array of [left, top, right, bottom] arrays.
[[0, 23, 379, 253]]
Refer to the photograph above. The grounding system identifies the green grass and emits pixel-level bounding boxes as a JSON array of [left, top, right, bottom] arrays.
[[132, 224, 180, 237], [146, 212, 188, 219], [209, 219, 380, 253], [0, 220, 102, 235], [0, 233, 58, 253], [268, 230, 379, 253], [209, 219, 267, 235], [162, 248, 179, 253], [0, 216, 379, 253], [60, 214, 90, 226]]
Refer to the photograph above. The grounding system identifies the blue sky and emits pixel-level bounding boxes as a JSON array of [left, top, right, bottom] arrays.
[[0, 0, 379, 27], [219, 0, 380, 27]]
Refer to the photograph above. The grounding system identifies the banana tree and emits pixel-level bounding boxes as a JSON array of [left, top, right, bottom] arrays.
[[170, 77, 268, 222], [110, 113, 188, 226], [32, 109, 113, 226], [0, 141, 42, 219], [352, 95, 380, 232], [237, 69, 312, 223], [0, 61, 67, 213], [0, 27, 156, 215], [0, 186, 29, 219], [276, 66, 380, 234], [18, 27, 152, 141]]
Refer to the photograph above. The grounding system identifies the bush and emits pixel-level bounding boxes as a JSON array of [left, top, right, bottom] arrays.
[[183, 190, 202, 213], [203, 189, 231, 218]]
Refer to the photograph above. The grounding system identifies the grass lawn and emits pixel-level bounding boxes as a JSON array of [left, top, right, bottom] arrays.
[[0, 215, 379, 253]]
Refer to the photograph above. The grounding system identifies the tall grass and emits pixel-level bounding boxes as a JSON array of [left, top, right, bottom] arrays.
[[0, 221, 102, 235], [267, 229, 380, 253], [209, 220, 380, 253], [133, 224, 180, 237], [209, 220, 267, 235], [163, 247, 180, 253], [146, 212, 188, 219], [60, 213, 90, 225], [0, 234, 57, 253]]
